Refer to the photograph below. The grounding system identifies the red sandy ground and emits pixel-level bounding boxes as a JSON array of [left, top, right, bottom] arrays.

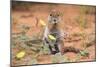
[[11, 3, 96, 66]]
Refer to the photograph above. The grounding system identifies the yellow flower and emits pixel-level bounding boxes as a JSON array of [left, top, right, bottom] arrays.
[[48, 34, 56, 40], [39, 19, 46, 26], [16, 51, 26, 59]]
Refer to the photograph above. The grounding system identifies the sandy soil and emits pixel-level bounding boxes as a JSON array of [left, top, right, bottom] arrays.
[[11, 2, 96, 66]]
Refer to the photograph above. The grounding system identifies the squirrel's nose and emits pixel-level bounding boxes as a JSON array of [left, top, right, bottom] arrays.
[[54, 19, 56, 22]]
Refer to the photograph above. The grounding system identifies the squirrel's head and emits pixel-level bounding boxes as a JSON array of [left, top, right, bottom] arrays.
[[48, 10, 62, 24]]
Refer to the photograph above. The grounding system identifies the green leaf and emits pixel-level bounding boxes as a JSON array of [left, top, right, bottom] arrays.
[[80, 50, 89, 57]]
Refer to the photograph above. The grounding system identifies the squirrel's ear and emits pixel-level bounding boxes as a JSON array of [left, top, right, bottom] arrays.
[[59, 13, 63, 16]]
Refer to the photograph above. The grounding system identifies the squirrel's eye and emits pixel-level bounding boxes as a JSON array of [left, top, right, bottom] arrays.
[[50, 14, 52, 16], [57, 14, 59, 16]]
